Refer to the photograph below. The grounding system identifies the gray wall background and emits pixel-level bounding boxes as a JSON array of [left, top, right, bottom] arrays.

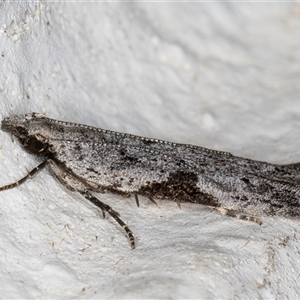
[[0, 2, 300, 298]]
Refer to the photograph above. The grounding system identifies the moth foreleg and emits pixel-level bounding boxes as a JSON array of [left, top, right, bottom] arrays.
[[0, 160, 49, 191], [215, 207, 262, 225], [80, 191, 135, 249]]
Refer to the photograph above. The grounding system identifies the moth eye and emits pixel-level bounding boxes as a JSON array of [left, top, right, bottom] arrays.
[[26, 137, 48, 154]]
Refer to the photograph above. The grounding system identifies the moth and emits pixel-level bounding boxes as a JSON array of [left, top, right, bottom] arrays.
[[1, 113, 300, 249]]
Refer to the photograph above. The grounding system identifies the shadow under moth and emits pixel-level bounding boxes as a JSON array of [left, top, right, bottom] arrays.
[[1, 113, 299, 249]]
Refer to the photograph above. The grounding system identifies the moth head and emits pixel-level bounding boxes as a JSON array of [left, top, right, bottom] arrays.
[[1, 112, 49, 155]]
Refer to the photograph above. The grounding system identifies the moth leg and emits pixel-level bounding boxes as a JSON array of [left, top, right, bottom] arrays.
[[176, 202, 181, 209], [135, 195, 157, 207], [134, 194, 139, 208], [99, 207, 106, 219], [148, 197, 158, 206], [215, 207, 262, 225], [0, 160, 49, 191], [80, 191, 135, 249]]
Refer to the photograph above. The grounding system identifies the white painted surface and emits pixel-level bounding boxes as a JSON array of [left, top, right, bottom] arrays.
[[0, 2, 300, 298]]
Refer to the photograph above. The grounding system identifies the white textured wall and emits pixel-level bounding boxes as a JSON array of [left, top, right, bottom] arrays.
[[1, 2, 300, 298]]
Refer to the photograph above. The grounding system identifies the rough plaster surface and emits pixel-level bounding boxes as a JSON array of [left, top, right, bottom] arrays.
[[1, 2, 300, 299]]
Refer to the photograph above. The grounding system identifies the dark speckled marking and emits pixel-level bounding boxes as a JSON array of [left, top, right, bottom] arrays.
[[139, 171, 219, 206]]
